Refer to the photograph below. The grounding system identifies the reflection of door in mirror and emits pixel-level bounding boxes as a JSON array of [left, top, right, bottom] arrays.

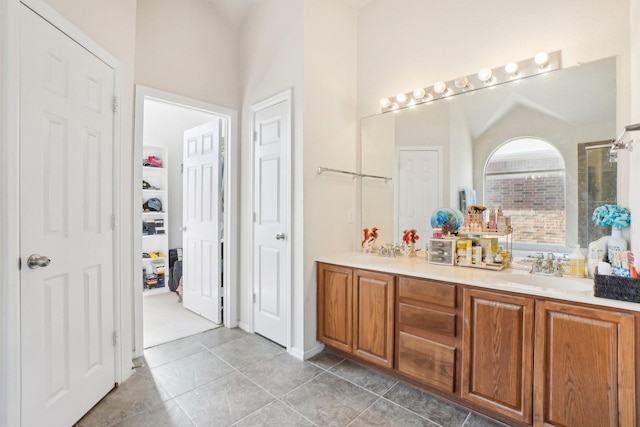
[[578, 141, 617, 247], [396, 147, 442, 245]]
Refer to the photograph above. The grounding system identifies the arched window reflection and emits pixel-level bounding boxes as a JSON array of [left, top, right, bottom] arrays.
[[484, 137, 566, 246]]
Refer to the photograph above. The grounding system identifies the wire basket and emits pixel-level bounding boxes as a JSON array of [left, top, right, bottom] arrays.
[[594, 274, 640, 303]]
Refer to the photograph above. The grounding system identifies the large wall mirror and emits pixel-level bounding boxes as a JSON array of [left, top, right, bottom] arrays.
[[361, 56, 616, 252]]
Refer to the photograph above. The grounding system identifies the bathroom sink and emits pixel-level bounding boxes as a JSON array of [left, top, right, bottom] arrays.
[[499, 273, 593, 293]]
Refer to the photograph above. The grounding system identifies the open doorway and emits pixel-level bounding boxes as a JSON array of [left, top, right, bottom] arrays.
[[133, 86, 238, 355]]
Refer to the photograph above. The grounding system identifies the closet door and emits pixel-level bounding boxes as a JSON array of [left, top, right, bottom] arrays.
[[182, 120, 223, 324]]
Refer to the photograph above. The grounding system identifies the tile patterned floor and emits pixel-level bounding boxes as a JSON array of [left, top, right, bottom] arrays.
[[76, 328, 505, 427]]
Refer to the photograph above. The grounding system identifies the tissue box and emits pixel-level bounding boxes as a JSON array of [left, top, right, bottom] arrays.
[[594, 274, 640, 303]]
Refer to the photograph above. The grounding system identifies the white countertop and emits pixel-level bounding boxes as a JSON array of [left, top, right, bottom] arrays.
[[317, 252, 640, 313]]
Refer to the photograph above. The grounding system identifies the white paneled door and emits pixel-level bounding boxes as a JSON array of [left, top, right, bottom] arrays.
[[396, 148, 442, 243], [19, 5, 116, 427], [183, 121, 224, 324], [252, 93, 291, 347]]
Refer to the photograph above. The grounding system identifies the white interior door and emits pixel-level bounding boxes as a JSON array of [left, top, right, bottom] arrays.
[[19, 5, 116, 427], [182, 120, 223, 324], [252, 93, 291, 347], [396, 148, 442, 244]]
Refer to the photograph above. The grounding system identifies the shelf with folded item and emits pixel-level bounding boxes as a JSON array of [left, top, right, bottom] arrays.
[[455, 229, 513, 271], [142, 144, 168, 294]]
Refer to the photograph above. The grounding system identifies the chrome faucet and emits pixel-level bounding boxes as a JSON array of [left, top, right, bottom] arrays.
[[530, 253, 564, 276], [379, 243, 403, 258]]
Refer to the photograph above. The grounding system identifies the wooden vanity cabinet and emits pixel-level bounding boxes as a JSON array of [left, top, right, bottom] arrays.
[[317, 261, 638, 427], [534, 300, 636, 427], [396, 277, 458, 393], [353, 269, 395, 368], [462, 288, 535, 424], [317, 263, 395, 368], [317, 263, 353, 353]]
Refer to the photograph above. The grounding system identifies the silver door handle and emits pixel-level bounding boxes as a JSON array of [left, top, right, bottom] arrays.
[[275, 233, 286, 240], [27, 254, 51, 269]]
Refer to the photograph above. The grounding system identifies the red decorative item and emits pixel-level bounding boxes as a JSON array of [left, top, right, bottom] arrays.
[[362, 227, 379, 252], [402, 229, 420, 244]]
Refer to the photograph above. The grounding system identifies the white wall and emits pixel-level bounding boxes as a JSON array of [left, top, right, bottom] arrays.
[[135, 0, 240, 110], [302, 0, 358, 353], [142, 99, 217, 249], [357, 0, 630, 119]]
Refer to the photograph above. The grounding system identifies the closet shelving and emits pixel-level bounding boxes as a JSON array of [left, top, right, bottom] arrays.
[[142, 144, 169, 294]]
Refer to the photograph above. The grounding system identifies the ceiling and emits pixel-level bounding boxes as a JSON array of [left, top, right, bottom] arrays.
[[207, 0, 374, 31]]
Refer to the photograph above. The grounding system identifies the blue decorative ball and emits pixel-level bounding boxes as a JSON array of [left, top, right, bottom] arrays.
[[430, 208, 464, 233]]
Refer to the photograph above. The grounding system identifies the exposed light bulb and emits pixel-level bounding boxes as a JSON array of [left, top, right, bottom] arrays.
[[477, 68, 493, 83], [505, 62, 519, 76], [454, 76, 469, 89], [379, 97, 391, 109], [534, 51, 549, 68], [396, 93, 408, 104], [433, 81, 447, 94], [413, 88, 426, 100]]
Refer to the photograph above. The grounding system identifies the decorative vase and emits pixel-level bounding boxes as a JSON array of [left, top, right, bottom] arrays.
[[607, 227, 627, 262], [405, 242, 416, 257], [409, 243, 416, 257], [362, 238, 376, 254]]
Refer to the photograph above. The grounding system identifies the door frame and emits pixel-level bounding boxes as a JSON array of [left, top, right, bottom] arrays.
[[132, 85, 238, 356], [249, 89, 292, 350], [1, 1, 125, 425]]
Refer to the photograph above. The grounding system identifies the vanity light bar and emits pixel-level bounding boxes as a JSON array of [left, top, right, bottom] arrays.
[[379, 51, 562, 113]]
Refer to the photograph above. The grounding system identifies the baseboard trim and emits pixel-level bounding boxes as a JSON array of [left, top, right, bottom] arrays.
[[291, 341, 324, 361]]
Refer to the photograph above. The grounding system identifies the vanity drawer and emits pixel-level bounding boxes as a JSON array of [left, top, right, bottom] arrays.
[[398, 277, 456, 308], [398, 303, 456, 337], [397, 331, 456, 393]]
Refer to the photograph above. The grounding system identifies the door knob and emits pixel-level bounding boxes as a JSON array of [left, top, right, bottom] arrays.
[[27, 254, 51, 269], [275, 233, 286, 240]]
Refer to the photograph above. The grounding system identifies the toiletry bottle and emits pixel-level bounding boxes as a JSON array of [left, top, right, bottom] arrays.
[[568, 244, 585, 278], [488, 208, 497, 231], [587, 248, 600, 279], [485, 247, 493, 264], [473, 246, 482, 264], [466, 240, 472, 265]]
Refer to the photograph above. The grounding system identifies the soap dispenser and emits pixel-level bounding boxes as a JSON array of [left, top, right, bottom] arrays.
[[568, 245, 585, 278]]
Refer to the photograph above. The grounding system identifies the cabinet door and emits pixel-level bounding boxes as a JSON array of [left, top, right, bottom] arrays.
[[353, 269, 395, 368], [534, 301, 636, 427], [462, 289, 534, 424], [317, 263, 353, 353]]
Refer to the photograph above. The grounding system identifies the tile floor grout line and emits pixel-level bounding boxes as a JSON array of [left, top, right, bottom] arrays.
[[306, 357, 343, 372], [376, 394, 447, 426], [344, 395, 384, 427], [460, 411, 472, 427], [82, 331, 503, 427], [142, 337, 209, 369], [323, 365, 393, 398]]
